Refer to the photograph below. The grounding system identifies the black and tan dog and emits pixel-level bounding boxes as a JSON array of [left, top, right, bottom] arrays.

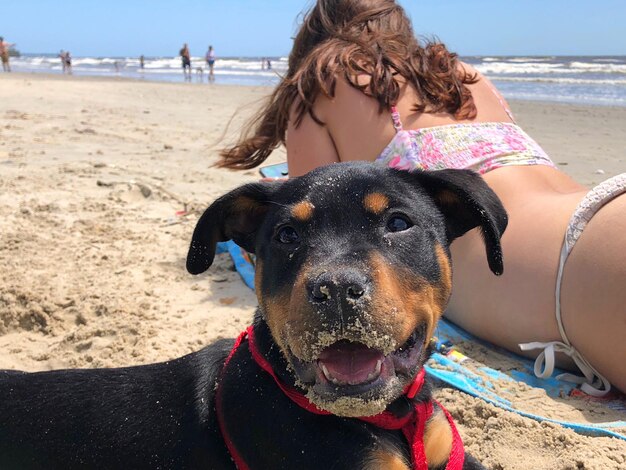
[[0, 162, 507, 469]]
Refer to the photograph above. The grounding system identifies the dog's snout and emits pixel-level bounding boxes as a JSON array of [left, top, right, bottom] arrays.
[[308, 270, 369, 304]]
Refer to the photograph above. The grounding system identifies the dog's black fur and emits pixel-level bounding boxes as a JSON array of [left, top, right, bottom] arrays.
[[0, 163, 507, 469]]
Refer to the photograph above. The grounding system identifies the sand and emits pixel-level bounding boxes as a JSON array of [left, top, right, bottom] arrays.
[[1, 73, 625, 469]]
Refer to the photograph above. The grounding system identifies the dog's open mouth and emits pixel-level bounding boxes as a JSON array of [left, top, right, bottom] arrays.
[[291, 326, 426, 399], [317, 341, 384, 386]]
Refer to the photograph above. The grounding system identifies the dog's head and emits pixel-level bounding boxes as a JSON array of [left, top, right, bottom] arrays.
[[187, 162, 507, 416]]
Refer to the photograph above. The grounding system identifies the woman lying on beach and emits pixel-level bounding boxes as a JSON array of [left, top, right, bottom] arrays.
[[219, 0, 626, 395]]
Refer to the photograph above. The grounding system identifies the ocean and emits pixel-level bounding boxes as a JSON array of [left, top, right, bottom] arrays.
[[8, 54, 626, 107]]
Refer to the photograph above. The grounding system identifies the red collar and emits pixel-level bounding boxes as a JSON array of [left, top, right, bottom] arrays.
[[217, 326, 464, 470]]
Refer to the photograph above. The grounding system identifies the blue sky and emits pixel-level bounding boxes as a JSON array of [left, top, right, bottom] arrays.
[[2, 0, 625, 57]]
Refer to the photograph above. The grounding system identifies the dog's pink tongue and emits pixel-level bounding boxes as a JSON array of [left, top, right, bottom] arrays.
[[318, 341, 383, 385]]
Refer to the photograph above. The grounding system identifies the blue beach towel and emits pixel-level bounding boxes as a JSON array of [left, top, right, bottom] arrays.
[[216, 240, 626, 440]]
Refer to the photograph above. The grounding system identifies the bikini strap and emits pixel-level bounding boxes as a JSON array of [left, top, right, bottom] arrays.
[[485, 81, 516, 123], [390, 106, 403, 132]]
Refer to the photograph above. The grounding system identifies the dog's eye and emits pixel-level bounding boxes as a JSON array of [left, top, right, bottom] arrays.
[[276, 226, 299, 244], [387, 215, 412, 232]]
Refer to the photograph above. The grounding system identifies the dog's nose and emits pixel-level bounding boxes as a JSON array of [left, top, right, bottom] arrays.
[[308, 270, 369, 304]]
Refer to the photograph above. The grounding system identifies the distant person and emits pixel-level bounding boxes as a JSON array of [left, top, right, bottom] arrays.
[[180, 43, 191, 79], [59, 50, 67, 73], [266, 58, 272, 70], [64, 51, 72, 74], [205, 45, 216, 82], [139, 55, 145, 69], [0, 37, 12, 72], [261, 57, 266, 70], [59, 50, 71, 74]]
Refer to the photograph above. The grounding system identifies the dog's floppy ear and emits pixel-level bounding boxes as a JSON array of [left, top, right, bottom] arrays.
[[186, 181, 280, 275], [409, 169, 508, 275]]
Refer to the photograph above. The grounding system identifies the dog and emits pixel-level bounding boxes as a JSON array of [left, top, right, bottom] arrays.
[[0, 162, 507, 469]]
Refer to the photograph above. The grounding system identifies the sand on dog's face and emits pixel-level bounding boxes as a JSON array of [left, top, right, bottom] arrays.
[[252, 165, 452, 416]]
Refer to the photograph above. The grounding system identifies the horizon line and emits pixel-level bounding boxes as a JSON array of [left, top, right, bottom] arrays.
[[14, 52, 626, 59]]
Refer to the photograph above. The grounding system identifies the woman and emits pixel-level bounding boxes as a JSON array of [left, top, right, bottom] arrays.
[[205, 45, 216, 81], [219, 0, 625, 395]]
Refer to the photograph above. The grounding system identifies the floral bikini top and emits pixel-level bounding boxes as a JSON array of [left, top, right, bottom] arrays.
[[375, 106, 555, 174]]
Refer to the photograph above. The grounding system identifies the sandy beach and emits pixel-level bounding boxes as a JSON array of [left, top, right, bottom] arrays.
[[1, 73, 625, 469]]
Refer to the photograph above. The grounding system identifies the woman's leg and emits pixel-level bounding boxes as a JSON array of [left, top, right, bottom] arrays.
[[560, 193, 626, 392]]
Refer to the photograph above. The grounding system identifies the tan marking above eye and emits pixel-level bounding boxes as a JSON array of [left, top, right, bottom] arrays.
[[363, 192, 390, 215], [291, 201, 315, 221]]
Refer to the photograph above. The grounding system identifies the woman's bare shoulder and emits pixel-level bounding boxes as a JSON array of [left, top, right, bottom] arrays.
[[458, 60, 479, 75], [458, 61, 515, 123], [312, 77, 399, 163]]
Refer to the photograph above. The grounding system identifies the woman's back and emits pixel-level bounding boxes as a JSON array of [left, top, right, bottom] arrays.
[[308, 66, 514, 160], [288, 68, 572, 186]]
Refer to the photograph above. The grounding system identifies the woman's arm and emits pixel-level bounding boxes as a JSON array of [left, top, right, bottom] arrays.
[[286, 105, 340, 177]]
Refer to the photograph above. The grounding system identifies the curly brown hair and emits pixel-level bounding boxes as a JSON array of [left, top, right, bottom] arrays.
[[219, 0, 478, 169]]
